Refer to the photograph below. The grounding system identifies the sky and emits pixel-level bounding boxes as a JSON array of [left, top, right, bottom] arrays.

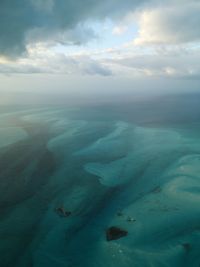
[[0, 0, 200, 104]]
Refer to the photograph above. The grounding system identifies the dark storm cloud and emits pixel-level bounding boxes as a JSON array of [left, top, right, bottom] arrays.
[[0, 0, 148, 57]]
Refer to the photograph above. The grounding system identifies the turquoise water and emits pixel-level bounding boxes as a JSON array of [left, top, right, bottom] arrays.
[[0, 94, 200, 267]]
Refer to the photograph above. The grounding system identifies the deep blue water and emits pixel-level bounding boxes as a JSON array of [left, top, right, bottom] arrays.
[[0, 93, 200, 267]]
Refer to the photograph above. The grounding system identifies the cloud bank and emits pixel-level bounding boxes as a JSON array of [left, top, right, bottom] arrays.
[[1, 0, 200, 80], [0, 0, 148, 57]]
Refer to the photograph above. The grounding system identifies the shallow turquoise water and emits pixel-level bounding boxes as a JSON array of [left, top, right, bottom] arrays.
[[0, 94, 200, 267]]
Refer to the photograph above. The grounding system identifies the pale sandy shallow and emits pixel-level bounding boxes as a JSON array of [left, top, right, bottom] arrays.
[[0, 101, 199, 267]]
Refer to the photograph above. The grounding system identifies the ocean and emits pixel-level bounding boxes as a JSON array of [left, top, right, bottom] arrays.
[[0, 93, 199, 267]]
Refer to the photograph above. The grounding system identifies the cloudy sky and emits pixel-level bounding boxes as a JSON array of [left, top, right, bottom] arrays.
[[0, 0, 200, 104]]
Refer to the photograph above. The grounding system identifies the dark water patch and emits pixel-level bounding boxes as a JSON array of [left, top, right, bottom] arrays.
[[106, 226, 128, 241], [72, 93, 200, 129], [0, 120, 58, 267], [0, 120, 57, 216]]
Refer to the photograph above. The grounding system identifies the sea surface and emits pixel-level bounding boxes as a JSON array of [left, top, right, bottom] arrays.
[[0, 93, 200, 267]]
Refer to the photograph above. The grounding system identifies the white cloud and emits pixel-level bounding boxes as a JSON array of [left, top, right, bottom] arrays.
[[108, 46, 200, 79], [0, 45, 112, 76], [134, 1, 200, 45], [2, 40, 200, 80]]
